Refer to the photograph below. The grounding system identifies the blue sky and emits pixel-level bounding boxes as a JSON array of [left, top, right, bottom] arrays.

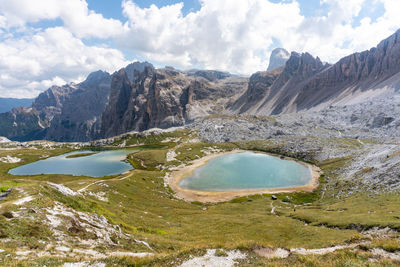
[[86, 0, 386, 26], [87, 0, 202, 18], [0, 0, 399, 98]]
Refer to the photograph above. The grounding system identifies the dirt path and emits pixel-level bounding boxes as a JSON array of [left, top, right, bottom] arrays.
[[78, 171, 134, 193]]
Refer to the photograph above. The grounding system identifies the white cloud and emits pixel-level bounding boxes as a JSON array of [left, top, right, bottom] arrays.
[[120, 0, 303, 74], [119, 0, 400, 74], [0, 0, 400, 98], [0, 0, 123, 38], [294, 0, 400, 63], [0, 27, 128, 98]]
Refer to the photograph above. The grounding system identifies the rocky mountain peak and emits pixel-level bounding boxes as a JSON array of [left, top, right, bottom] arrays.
[[124, 61, 154, 82], [267, 48, 290, 71], [283, 52, 326, 79], [84, 70, 110, 84], [2, 30, 400, 142], [231, 50, 328, 115]]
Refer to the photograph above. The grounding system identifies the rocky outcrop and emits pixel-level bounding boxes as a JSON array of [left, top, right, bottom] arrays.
[[1, 30, 400, 142], [293, 29, 400, 110], [44, 70, 111, 141], [0, 106, 45, 141], [100, 67, 247, 138], [232, 52, 328, 114], [267, 48, 290, 71], [230, 68, 282, 113], [234, 29, 400, 115], [124, 61, 153, 82], [0, 62, 157, 141], [2, 71, 112, 141]]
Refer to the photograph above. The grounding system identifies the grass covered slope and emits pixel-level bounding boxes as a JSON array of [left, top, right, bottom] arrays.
[[0, 129, 399, 265]]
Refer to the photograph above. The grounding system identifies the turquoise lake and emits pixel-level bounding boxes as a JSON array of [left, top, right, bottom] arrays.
[[178, 152, 312, 191], [9, 149, 137, 177]]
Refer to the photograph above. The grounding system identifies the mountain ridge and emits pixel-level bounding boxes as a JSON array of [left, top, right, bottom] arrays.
[[232, 29, 400, 115], [1, 29, 400, 141]]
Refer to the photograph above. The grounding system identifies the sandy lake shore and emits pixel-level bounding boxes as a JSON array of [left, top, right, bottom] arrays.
[[166, 149, 321, 203]]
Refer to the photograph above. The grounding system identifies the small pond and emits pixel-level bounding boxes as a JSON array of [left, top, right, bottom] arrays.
[[9, 149, 138, 177], [178, 151, 312, 191]]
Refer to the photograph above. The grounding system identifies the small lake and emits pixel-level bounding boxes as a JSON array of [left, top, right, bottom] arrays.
[[9, 149, 137, 177], [178, 152, 312, 191]]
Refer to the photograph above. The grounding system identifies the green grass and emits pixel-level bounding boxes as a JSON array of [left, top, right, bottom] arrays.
[[112, 129, 193, 147], [286, 193, 400, 230], [1, 131, 400, 265], [65, 152, 98, 158], [0, 180, 21, 192], [74, 169, 357, 253], [365, 238, 400, 253], [128, 149, 168, 170], [242, 249, 398, 267]]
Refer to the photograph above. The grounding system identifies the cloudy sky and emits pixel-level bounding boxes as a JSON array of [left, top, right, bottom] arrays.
[[0, 0, 399, 98]]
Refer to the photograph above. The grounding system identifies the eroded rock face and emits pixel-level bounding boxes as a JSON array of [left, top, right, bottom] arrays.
[[267, 48, 290, 71], [294, 29, 400, 110], [0, 72, 112, 141], [232, 52, 328, 114], [231, 68, 282, 113], [234, 29, 400, 115], [0, 106, 45, 141], [0, 71, 112, 142], [124, 61, 153, 82], [100, 66, 247, 138], [44, 71, 112, 141], [1, 30, 400, 142], [0, 62, 156, 142]]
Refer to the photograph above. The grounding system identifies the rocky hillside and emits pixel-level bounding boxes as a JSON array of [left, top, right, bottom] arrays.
[[232, 52, 328, 114], [43, 70, 111, 141], [233, 29, 400, 115], [0, 62, 246, 141], [0, 72, 110, 141], [100, 66, 247, 138], [0, 63, 153, 141], [0, 106, 44, 141]]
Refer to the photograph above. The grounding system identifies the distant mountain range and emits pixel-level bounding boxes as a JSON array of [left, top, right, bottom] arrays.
[[1, 29, 400, 142], [0, 98, 34, 113]]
